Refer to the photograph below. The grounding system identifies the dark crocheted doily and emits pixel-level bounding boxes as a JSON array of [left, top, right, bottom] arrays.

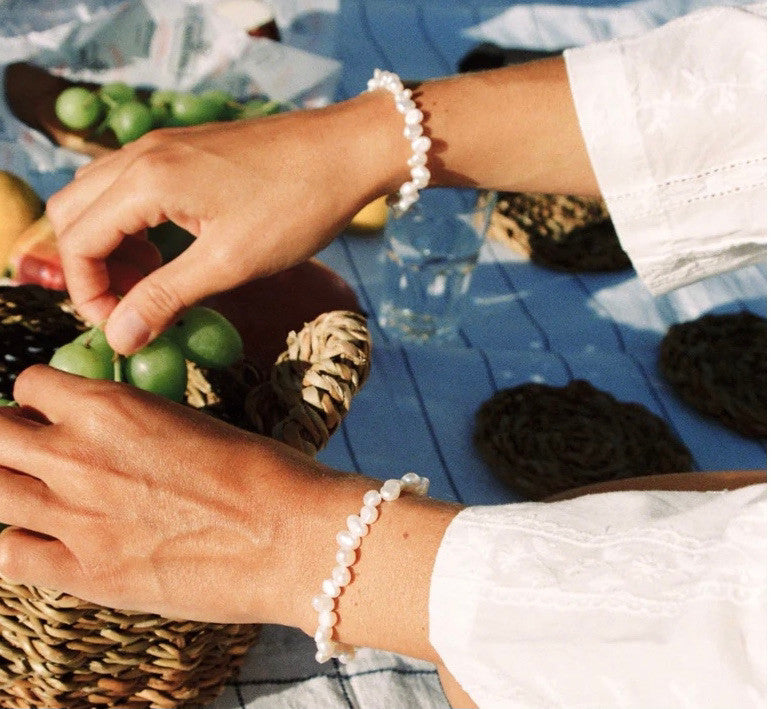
[[659, 311, 766, 438], [473, 379, 694, 500], [488, 192, 632, 272]]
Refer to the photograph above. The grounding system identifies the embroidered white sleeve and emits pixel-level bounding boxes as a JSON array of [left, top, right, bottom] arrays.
[[564, 4, 766, 294], [429, 484, 765, 709]]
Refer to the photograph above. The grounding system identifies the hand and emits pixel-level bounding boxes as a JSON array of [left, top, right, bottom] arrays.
[[0, 365, 461, 682], [0, 364, 366, 625], [46, 92, 406, 354]]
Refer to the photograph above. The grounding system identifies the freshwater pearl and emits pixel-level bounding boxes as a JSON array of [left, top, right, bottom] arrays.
[[401, 472, 421, 486], [411, 136, 431, 154], [322, 579, 341, 598], [336, 547, 356, 566], [363, 489, 382, 507], [397, 195, 417, 213], [318, 610, 337, 628], [336, 530, 360, 551], [360, 504, 378, 524], [315, 626, 333, 643], [399, 181, 418, 197], [403, 123, 423, 141], [331, 564, 352, 587], [410, 165, 431, 186], [313, 593, 334, 612], [316, 639, 336, 657], [404, 107, 423, 125], [347, 514, 368, 538], [380, 479, 402, 501]]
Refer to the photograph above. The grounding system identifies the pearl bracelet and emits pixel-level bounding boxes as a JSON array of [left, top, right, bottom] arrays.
[[366, 69, 431, 214], [312, 472, 430, 665]]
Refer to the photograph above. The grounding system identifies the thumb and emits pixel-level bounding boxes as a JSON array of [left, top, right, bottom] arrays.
[[104, 241, 228, 354]]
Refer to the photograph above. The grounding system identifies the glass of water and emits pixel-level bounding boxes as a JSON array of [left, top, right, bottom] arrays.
[[378, 187, 496, 343]]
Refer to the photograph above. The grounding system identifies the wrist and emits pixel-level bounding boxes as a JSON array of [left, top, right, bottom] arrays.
[[331, 488, 461, 663], [334, 86, 430, 208], [276, 469, 461, 663]]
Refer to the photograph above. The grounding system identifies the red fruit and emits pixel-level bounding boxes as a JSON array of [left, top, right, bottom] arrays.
[[6, 214, 66, 290]]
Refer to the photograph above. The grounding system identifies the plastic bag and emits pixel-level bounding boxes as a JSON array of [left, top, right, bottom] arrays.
[[0, 0, 341, 175]]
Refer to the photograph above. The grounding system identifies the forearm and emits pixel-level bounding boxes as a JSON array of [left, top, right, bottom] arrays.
[[418, 59, 599, 195], [353, 57, 600, 203]]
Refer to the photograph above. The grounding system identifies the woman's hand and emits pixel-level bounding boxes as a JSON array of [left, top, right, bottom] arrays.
[[0, 364, 368, 625], [0, 365, 459, 670], [46, 92, 407, 355]]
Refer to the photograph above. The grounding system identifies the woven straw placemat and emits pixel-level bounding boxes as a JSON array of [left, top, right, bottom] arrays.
[[473, 379, 694, 501], [659, 311, 765, 438], [488, 192, 632, 272]]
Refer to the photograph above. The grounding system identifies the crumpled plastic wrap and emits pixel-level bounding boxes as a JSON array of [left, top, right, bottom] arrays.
[[0, 0, 341, 176]]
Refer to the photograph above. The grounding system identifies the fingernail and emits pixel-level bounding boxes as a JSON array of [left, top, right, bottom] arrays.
[[107, 306, 151, 354]]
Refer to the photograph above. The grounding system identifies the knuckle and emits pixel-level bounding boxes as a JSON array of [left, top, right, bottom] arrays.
[[128, 127, 172, 155], [78, 381, 128, 419], [138, 276, 189, 319], [45, 192, 65, 227], [78, 382, 149, 440], [123, 146, 177, 196]]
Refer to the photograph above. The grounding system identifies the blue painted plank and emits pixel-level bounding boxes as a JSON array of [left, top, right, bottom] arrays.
[[337, 345, 462, 502], [481, 348, 571, 390], [415, 4, 482, 72], [316, 424, 359, 472], [402, 345, 519, 505], [360, 1, 454, 80], [576, 270, 671, 355], [334, 0, 394, 98], [462, 241, 551, 350]]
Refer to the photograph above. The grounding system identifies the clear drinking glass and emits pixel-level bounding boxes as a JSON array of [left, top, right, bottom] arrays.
[[378, 187, 496, 343]]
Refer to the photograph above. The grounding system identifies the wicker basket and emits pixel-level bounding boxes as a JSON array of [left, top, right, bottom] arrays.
[[0, 306, 372, 709]]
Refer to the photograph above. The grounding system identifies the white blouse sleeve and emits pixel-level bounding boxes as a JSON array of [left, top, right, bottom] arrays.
[[428, 484, 765, 709], [563, 4, 766, 294]]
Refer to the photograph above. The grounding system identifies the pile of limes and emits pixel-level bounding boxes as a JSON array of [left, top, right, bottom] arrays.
[[46, 306, 244, 402], [55, 82, 293, 145]]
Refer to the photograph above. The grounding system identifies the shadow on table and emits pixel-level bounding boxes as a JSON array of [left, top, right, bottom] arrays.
[[207, 625, 449, 709], [458, 258, 766, 357]]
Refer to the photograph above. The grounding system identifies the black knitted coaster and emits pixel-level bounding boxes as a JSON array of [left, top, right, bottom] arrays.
[[473, 379, 694, 500], [488, 192, 632, 272], [659, 311, 766, 438]]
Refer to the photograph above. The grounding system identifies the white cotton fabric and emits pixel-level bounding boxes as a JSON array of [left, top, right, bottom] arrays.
[[564, 3, 766, 295], [429, 484, 766, 709]]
